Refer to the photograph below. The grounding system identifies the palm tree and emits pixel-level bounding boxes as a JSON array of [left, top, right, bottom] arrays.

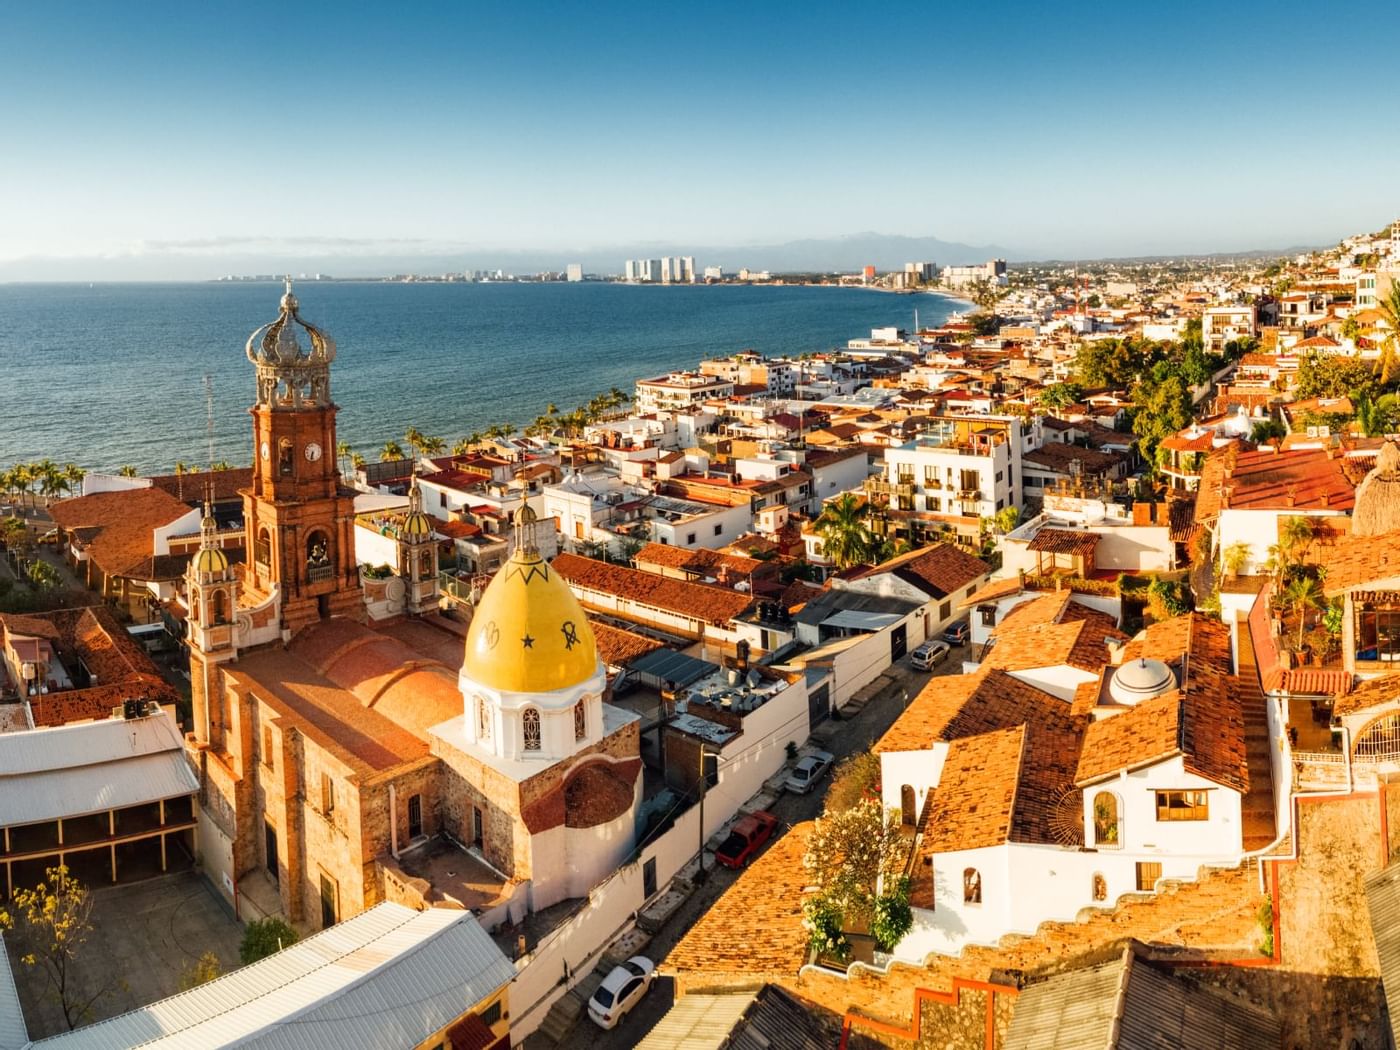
[[813, 493, 877, 569], [380, 440, 406, 462], [336, 440, 352, 476], [1278, 516, 1318, 567], [404, 426, 425, 456], [12, 464, 33, 505], [38, 469, 65, 502], [545, 403, 559, 417], [1357, 393, 1400, 437], [1284, 575, 1325, 650], [63, 463, 84, 498], [1377, 282, 1400, 386], [1221, 542, 1250, 579], [351, 452, 366, 470], [420, 435, 446, 456], [118, 465, 138, 478], [452, 435, 478, 457]]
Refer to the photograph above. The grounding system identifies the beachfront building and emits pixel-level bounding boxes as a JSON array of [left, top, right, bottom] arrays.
[[941, 259, 1007, 289], [863, 415, 1023, 549], [635, 371, 734, 415]]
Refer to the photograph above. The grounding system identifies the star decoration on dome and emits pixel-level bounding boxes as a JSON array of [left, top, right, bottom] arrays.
[[522, 634, 535, 649]]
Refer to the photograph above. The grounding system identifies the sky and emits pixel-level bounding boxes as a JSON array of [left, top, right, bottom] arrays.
[[1, 1, 1395, 278]]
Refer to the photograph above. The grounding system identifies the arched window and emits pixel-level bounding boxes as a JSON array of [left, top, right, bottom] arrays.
[[476, 697, 491, 742], [189, 591, 200, 623], [1092, 872, 1107, 902], [900, 784, 917, 827], [522, 708, 542, 751], [418, 551, 432, 578], [212, 590, 228, 625], [1093, 791, 1120, 847], [1356, 713, 1400, 763], [255, 527, 272, 569], [278, 439, 294, 477], [963, 868, 982, 905], [574, 701, 587, 742]]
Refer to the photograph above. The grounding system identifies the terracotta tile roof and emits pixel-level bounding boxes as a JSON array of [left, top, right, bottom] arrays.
[[1334, 674, 1400, 717], [1160, 431, 1216, 454], [589, 620, 665, 667], [921, 726, 1024, 852], [963, 576, 1028, 606], [633, 542, 766, 579], [1023, 443, 1126, 476], [1077, 615, 1248, 791], [669, 821, 813, 977], [564, 760, 637, 828], [985, 598, 1126, 674], [1027, 528, 1101, 556], [149, 467, 253, 503], [1195, 445, 1356, 518], [551, 552, 754, 625], [852, 542, 991, 599], [50, 488, 194, 578], [1320, 529, 1400, 597]]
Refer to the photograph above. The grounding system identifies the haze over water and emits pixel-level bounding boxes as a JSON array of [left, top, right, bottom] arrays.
[[0, 282, 959, 475]]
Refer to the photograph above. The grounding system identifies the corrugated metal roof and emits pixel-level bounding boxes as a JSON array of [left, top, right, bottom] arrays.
[[0, 752, 199, 826], [724, 985, 850, 1050], [0, 711, 197, 826], [28, 903, 514, 1050], [1367, 860, 1400, 1047], [635, 992, 756, 1049], [1005, 946, 1282, 1049], [0, 939, 28, 1050], [0, 711, 183, 776], [819, 610, 902, 631]]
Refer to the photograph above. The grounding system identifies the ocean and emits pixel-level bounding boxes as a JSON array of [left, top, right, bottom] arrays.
[[0, 282, 960, 474]]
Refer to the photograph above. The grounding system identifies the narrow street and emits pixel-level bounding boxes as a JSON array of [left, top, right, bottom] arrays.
[[575, 647, 967, 1048]]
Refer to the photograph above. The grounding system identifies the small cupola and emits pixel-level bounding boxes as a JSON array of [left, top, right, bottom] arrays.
[[1108, 657, 1177, 706]]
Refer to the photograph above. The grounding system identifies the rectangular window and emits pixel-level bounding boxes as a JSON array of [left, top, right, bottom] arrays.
[[321, 771, 335, 815], [262, 726, 274, 768], [643, 857, 658, 898], [1136, 861, 1162, 891], [1155, 790, 1209, 821], [408, 794, 423, 839], [480, 998, 503, 1027], [319, 871, 337, 929], [714, 523, 723, 536], [939, 601, 951, 619], [686, 532, 697, 545], [979, 604, 996, 626], [439, 492, 447, 509], [995, 470, 1004, 483]]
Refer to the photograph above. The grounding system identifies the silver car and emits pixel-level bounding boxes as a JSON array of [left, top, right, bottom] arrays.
[[785, 750, 835, 794]]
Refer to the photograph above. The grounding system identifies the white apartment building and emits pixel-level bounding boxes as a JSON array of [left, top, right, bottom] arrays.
[[566, 263, 583, 282], [1201, 303, 1258, 351], [866, 416, 1022, 547], [635, 371, 734, 414], [542, 473, 751, 556]]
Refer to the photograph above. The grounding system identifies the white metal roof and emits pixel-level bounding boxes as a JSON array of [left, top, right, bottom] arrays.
[[819, 610, 902, 631], [28, 903, 514, 1050], [635, 992, 757, 1049], [0, 712, 197, 826], [0, 942, 27, 1050]]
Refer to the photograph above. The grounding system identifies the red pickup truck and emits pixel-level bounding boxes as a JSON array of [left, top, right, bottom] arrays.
[[714, 810, 779, 870]]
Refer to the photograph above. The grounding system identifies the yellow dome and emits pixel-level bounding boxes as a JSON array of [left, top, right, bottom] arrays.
[[463, 547, 598, 693], [401, 511, 432, 538], [193, 547, 229, 574]]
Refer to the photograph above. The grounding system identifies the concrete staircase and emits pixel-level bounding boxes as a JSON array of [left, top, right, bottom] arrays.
[[532, 963, 609, 1046], [1236, 617, 1280, 852]]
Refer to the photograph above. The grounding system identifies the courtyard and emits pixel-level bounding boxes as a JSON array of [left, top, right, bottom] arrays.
[[6, 871, 243, 1039]]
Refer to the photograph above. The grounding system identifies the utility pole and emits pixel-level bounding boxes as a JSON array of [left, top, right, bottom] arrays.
[[696, 745, 715, 884]]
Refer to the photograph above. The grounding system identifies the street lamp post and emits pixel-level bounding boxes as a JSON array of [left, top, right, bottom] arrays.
[[696, 745, 717, 884]]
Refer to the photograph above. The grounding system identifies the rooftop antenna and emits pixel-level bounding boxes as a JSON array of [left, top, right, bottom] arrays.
[[204, 375, 216, 470]]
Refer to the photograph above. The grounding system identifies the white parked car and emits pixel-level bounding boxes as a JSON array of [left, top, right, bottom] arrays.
[[910, 640, 950, 671], [785, 750, 835, 794], [587, 955, 656, 1030]]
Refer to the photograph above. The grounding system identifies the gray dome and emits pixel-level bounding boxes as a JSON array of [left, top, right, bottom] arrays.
[[1109, 657, 1176, 706]]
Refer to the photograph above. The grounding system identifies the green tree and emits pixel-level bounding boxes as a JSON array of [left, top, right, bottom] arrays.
[[870, 877, 914, 953], [1221, 542, 1250, 579], [380, 440, 405, 462], [813, 493, 877, 569], [239, 917, 299, 964], [177, 951, 223, 990], [1250, 418, 1285, 443], [117, 465, 138, 478], [1283, 575, 1324, 650], [1037, 382, 1083, 411], [802, 799, 908, 952], [62, 463, 85, 498], [1294, 353, 1376, 401], [824, 752, 882, 813], [1071, 337, 1147, 389], [1357, 393, 1400, 437], [1132, 373, 1192, 464]]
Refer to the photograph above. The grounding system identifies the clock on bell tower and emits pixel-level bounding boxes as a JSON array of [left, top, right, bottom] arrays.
[[240, 281, 364, 637]]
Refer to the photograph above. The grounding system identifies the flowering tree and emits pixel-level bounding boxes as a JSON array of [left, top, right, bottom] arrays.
[[802, 799, 912, 956]]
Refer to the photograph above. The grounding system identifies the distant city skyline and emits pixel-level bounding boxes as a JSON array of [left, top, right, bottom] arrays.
[[3, 1, 1396, 279]]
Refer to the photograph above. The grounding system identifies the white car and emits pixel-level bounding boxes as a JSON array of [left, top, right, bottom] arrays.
[[785, 750, 835, 794], [587, 955, 656, 1030], [910, 640, 950, 671]]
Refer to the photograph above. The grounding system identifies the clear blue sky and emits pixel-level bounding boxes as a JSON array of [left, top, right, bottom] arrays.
[[1, 1, 1392, 276]]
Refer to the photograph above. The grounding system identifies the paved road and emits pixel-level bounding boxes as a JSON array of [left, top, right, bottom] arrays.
[[581, 648, 968, 1048]]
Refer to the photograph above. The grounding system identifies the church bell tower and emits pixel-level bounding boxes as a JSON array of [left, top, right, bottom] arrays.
[[241, 281, 363, 637]]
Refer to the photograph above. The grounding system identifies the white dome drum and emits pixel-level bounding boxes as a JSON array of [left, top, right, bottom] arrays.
[[1108, 657, 1176, 706]]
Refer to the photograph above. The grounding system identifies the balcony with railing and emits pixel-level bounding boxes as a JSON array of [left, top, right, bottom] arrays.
[[307, 563, 335, 584]]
